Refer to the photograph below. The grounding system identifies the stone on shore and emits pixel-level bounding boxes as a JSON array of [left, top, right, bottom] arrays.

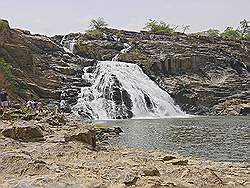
[[141, 166, 160, 176], [123, 172, 139, 186], [171, 159, 189, 166], [1, 121, 44, 142], [161, 155, 177, 162], [64, 128, 96, 148]]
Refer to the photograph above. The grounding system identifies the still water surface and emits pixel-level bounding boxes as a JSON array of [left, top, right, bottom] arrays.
[[101, 116, 250, 162]]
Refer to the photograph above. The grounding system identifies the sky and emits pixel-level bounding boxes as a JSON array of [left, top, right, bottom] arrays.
[[1, 0, 250, 36]]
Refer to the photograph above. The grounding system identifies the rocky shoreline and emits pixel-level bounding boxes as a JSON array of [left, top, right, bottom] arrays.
[[0, 111, 249, 188]]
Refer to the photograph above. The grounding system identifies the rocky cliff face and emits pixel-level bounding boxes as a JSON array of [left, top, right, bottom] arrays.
[[72, 28, 250, 115], [0, 20, 249, 115], [0, 20, 92, 107]]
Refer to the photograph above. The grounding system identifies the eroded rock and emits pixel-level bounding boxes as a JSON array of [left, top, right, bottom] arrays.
[[123, 172, 139, 186], [1, 122, 44, 142], [161, 155, 177, 162], [64, 128, 96, 148], [171, 159, 188, 166], [141, 166, 160, 176]]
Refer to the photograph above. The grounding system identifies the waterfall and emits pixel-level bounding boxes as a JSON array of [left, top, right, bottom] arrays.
[[60, 35, 76, 54], [69, 39, 76, 52], [112, 43, 132, 61], [73, 61, 186, 120]]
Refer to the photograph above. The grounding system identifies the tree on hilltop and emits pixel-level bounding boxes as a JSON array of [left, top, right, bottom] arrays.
[[89, 17, 108, 30], [144, 19, 174, 34]]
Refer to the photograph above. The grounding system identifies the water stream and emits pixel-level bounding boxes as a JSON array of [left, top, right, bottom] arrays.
[[112, 43, 132, 61], [60, 35, 76, 54]]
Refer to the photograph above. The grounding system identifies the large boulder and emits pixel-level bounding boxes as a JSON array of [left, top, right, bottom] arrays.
[[123, 172, 139, 186], [64, 127, 96, 148], [1, 121, 44, 142]]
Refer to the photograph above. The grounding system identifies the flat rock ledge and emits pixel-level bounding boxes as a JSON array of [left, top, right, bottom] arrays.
[[0, 118, 249, 187]]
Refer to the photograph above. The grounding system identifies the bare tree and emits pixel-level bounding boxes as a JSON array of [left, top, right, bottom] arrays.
[[182, 25, 190, 34]]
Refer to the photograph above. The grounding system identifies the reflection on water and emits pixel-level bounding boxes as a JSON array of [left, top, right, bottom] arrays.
[[103, 116, 250, 162]]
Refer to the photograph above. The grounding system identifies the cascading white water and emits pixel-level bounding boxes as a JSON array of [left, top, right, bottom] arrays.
[[69, 39, 76, 52], [60, 35, 76, 53], [112, 43, 132, 61], [73, 61, 186, 119]]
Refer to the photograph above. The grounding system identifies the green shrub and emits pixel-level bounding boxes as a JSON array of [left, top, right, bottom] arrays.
[[221, 27, 242, 40], [189, 32, 203, 37], [16, 80, 28, 91], [0, 59, 18, 90], [85, 28, 103, 38], [0, 19, 9, 31], [0, 59, 28, 91], [21, 106, 33, 114], [190, 29, 220, 38], [205, 29, 220, 37], [85, 17, 108, 38], [144, 19, 174, 34]]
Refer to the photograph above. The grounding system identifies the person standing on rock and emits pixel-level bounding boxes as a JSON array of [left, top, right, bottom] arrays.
[[0, 89, 2, 108], [26, 100, 39, 113], [59, 99, 66, 114], [0, 89, 2, 115], [0, 89, 9, 111], [37, 102, 43, 113]]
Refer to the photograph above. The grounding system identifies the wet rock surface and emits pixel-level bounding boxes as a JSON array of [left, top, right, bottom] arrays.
[[96, 126, 123, 142]]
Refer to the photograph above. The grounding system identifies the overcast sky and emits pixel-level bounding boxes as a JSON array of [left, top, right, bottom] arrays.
[[1, 0, 249, 36]]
